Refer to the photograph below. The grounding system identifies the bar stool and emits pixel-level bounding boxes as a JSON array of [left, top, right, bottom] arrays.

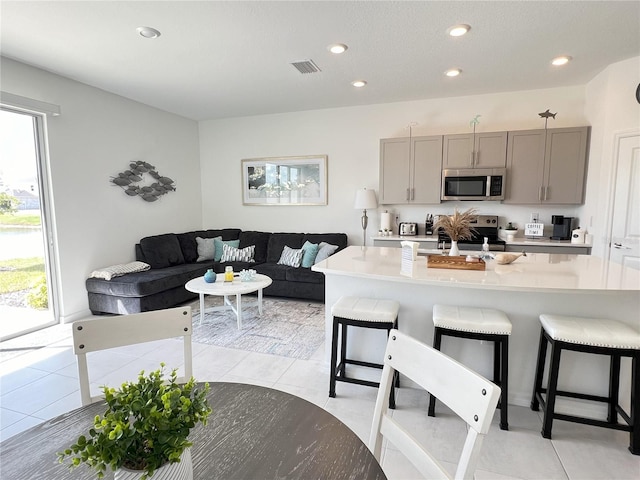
[[428, 304, 512, 430], [531, 314, 640, 454], [329, 296, 400, 408]]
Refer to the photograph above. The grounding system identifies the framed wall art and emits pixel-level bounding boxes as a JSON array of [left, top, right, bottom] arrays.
[[241, 155, 327, 205]]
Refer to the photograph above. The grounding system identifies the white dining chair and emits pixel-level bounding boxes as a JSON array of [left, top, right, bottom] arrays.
[[72, 306, 193, 405], [369, 329, 501, 480]]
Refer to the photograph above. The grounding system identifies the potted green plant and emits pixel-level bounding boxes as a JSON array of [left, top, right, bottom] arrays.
[[58, 364, 211, 480]]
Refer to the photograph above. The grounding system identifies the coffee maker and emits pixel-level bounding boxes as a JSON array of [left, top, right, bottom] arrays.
[[551, 215, 575, 240]]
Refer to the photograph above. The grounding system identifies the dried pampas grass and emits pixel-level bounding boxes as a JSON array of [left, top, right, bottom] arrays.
[[434, 208, 478, 241]]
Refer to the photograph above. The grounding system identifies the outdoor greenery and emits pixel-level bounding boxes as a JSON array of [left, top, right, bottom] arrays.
[[0, 193, 19, 215], [0, 257, 45, 294], [58, 365, 212, 479], [26, 275, 48, 309], [0, 212, 41, 226]]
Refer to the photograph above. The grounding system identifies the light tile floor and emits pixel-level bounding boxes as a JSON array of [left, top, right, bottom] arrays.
[[1, 322, 639, 479]]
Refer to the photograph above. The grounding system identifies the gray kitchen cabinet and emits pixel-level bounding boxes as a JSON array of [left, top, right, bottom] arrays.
[[443, 131, 507, 169], [505, 127, 589, 204], [379, 136, 442, 204]]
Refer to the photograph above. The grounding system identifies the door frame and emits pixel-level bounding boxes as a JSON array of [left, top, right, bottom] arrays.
[[1, 96, 61, 337], [604, 128, 640, 262]]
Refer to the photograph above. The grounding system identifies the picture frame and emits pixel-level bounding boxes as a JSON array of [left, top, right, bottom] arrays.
[[241, 155, 327, 205]]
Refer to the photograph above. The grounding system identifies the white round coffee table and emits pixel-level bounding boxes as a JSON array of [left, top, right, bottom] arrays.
[[185, 274, 273, 329]]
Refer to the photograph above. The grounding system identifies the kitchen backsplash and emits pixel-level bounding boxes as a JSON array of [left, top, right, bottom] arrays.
[[375, 203, 585, 237]]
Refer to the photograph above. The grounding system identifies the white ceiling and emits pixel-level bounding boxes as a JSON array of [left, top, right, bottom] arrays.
[[1, 1, 639, 121]]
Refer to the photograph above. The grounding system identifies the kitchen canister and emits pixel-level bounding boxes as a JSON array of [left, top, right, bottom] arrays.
[[571, 228, 586, 244]]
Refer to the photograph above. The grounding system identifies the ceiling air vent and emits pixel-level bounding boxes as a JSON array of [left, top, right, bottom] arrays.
[[290, 59, 321, 74]]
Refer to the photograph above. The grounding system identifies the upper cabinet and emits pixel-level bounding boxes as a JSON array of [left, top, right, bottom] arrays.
[[379, 136, 442, 204], [443, 131, 507, 169], [505, 127, 589, 205]]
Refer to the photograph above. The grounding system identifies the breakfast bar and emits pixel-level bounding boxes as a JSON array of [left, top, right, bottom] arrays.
[[313, 246, 640, 416]]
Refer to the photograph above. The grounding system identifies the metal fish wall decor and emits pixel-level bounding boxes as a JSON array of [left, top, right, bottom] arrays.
[[110, 161, 176, 202]]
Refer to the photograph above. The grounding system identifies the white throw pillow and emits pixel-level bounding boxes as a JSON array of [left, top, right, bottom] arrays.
[[89, 261, 150, 281], [277, 245, 303, 268]]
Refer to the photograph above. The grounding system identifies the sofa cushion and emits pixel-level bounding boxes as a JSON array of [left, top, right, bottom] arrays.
[[301, 241, 319, 268], [214, 238, 240, 261], [178, 229, 241, 263], [196, 236, 220, 262], [266, 233, 305, 263], [315, 242, 339, 264], [278, 246, 303, 267], [221, 244, 255, 262], [239, 231, 271, 264], [86, 262, 213, 297], [139, 234, 185, 269], [254, 263, 289, 281], [285, 267, 324, 284], [302, 233, 348, 251]]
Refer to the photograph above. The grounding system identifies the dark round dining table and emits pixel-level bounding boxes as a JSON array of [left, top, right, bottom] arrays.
[[0, 382, 387, 479]]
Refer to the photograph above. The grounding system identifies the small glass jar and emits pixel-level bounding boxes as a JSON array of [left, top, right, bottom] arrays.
[[224, 265, 234, 282]]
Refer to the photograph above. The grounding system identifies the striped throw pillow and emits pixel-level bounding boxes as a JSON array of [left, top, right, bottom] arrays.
[[277, 245, 303, 268], [221, 244, 255, 262]]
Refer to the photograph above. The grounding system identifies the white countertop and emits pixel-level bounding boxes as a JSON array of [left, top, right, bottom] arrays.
[[313, 246, 639, 293]]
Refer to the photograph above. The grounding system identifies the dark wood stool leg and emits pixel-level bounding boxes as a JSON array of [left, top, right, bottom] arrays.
[[630, 352, 640, 455], [340, 321, 348, 378], [531, 328, 548, 411], [541, 340, 562, 439], [500, 336, 509, 430], [608, 354, 621, 424], [428, 327, 443, 417], [329, 317, 339, 398]]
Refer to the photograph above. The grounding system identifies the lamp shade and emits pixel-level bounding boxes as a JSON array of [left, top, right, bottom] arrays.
[[354, 188, 378, 209]]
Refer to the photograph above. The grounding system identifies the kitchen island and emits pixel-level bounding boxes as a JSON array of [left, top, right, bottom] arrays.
[[313, 246, 640, 417]]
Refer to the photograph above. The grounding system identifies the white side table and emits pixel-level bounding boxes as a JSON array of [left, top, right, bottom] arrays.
[[185, 274, 273, 329]]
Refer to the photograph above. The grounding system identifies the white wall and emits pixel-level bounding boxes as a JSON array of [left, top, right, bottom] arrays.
[[582, 56, 640, 257], [199, 85, 588, 242], [1, 58, 202, 321]]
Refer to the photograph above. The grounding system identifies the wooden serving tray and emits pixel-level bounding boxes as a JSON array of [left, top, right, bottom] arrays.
[[427, 255, 486, 271]]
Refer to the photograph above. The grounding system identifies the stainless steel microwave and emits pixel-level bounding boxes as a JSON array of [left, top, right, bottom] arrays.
[[441, 168, 506, 201]]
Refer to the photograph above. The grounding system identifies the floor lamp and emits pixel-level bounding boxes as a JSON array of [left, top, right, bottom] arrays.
[[354, 188, 378, 246]]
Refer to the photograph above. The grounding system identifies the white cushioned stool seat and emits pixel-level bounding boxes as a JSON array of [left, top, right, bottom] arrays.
[[332, 296, 400, 323], [540, 314, 640, 349], [433, 305, 512, 335], [430, 304, 511, 430]]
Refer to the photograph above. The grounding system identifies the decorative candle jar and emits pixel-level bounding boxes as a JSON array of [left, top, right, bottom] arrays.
[[224, 266, 234, 282]]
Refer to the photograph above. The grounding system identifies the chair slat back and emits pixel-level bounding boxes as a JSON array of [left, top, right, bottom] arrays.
[[72, 307, 193, 405], [369, 329, 500, 480]]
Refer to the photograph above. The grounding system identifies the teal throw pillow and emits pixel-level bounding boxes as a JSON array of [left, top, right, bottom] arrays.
[[301, 241, 319, 268], [213, 238, 240, 262]]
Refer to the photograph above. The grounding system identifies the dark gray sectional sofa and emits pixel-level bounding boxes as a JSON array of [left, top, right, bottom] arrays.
[[85, 229, 348, 315]]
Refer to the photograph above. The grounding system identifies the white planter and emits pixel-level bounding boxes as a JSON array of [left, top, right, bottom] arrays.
[[115, 448, 193, 480]]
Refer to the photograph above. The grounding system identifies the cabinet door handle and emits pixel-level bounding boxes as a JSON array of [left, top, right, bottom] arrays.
[[539, 186, 544, 201], [406, 188, 410, 201], [470, 151, 474, 167], [411, 188, 415, 200], [544, 186, 548, 201]]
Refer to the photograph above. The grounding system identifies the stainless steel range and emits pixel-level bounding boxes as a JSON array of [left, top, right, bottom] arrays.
[[437, 214, 506, 252]]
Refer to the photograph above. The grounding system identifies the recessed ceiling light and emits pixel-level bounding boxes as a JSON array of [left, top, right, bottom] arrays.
[[444, 68, 461, 77], [447, 24, 471, 37], [328, 44, 348, 54], [351, 80, 367, 88], [136, 26, 161, 39], [551, 55, 572, 66]]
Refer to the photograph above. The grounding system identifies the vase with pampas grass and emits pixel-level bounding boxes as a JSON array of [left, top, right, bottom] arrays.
[[434, 208, 478, 256]]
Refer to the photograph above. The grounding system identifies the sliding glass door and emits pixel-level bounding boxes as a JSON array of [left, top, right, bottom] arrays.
[[0, 108, 57, 340]]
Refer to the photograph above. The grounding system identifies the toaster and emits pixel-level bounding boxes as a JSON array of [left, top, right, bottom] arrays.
[[399, 222, 418, 236]]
